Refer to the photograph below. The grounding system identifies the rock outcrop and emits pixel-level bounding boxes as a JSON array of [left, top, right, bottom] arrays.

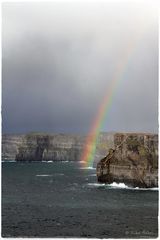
[[97, 133, 158, 188]]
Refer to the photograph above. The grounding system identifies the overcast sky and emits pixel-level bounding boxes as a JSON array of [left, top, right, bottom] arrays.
[[2, 0, 158, 134]]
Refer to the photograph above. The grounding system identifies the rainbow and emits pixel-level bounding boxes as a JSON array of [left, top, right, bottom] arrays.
[[80, 41, 139, 168]]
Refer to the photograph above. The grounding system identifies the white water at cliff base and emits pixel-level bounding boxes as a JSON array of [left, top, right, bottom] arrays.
[[87, 182, 158, 190]]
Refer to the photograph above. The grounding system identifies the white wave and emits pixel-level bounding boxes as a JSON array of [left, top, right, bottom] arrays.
[[108, 182, 129, 189], [80, 167, 96, 170], [149, 188, 159, 191], [42, 161, 53, 163], [107, 182, 158, 190], [87, 182, 158, 191], [36, 174, 53, 177], [88, 174, 97, 177]]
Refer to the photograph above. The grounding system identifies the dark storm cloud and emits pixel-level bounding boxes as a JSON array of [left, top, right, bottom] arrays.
[[2, 0, 158, 134]]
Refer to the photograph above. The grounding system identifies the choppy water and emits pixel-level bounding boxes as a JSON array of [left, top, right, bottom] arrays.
[[2, 161, 158, 238]]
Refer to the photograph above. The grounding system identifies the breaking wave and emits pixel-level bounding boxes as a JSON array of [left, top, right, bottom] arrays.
[[36, 173, 64, 177], [42, 160, 70, 163], [87, 182, 158, 190], [108, 182, 158, 190], [80, 167, 96, 170], [36, 174, 53, 177], [42, 161, 53, 163], [108, 182, 129, 188]]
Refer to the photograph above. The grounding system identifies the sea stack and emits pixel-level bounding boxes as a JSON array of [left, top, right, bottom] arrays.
[[96, 133, 158, 188]]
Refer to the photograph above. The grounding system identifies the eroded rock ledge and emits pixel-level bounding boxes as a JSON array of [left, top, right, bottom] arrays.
[[97, 133, 158, 188]]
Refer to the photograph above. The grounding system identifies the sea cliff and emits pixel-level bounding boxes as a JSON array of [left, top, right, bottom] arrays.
[[97, 133, 158, 188], [2, 133, 84, 162], [2, 132, 158, 162], [2, 132, 116, 162]]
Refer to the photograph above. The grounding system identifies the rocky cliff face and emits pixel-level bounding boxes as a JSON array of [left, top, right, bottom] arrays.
[[97, 133, 158, 188], [2, 134, 25, 161], [2, 132, 115, 162], [2, 133, 85, 162]]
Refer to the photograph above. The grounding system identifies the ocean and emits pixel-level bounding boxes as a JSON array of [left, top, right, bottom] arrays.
[[2, 161, 158, 238]]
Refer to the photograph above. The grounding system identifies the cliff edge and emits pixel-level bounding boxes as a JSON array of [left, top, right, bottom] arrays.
[[97, 133, 158, 188]]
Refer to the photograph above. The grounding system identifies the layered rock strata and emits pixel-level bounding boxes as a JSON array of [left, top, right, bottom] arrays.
[[97, 133, 158, 188], [2, 132, 115, 162]]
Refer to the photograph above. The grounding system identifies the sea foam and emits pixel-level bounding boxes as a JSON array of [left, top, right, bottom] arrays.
[[87, 182, 158, 191], [108, 182, 159, 190], [108, 182, 129, 188]]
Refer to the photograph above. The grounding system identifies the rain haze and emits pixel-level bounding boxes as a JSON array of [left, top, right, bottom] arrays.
[[2, 0, 158, 134]]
